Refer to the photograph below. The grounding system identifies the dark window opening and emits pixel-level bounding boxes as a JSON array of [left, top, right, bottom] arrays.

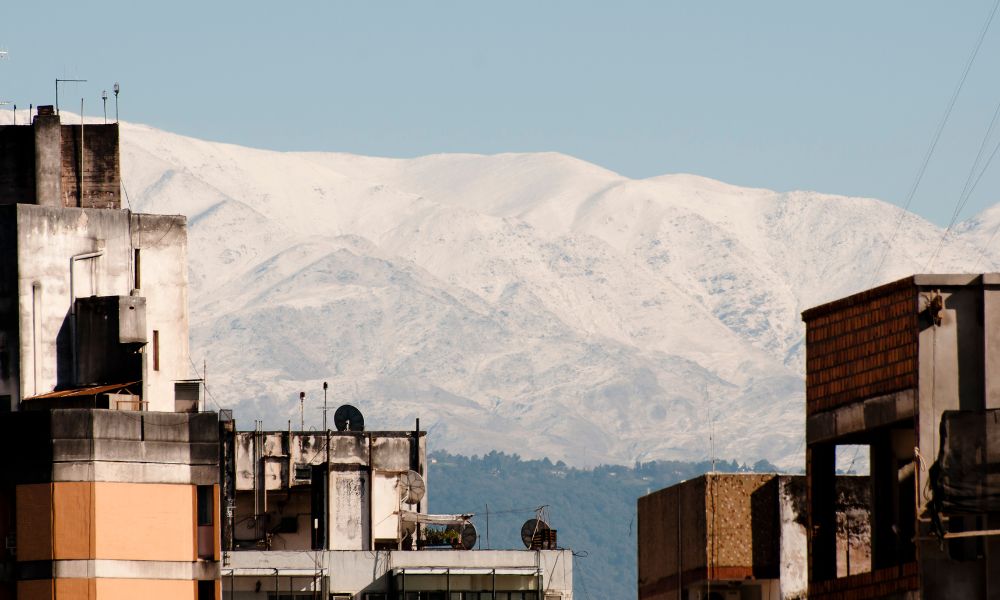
[[197, 485, 214, 526], [133, 248, 141, 289], [152, 329, 159, 371], [294, 463, 312, 480], [197, 580, 215, 600]]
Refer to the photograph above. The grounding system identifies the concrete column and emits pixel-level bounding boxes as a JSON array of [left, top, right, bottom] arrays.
[[32, 107, 61, 208], [808, 443, 836, 583]]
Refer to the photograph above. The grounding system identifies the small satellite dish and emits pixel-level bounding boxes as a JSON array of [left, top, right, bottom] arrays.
[[399, 470, 426, 505], [520, 518, 550, 549], [334, 404, 364, 431], [458, 522, 477, 550]]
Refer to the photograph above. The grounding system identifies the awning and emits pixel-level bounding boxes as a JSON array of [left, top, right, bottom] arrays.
[[393, 567, 539, 576], [23, 381, 139, 401], [399, 510, 473, 525], [223, 569, 326, 577]]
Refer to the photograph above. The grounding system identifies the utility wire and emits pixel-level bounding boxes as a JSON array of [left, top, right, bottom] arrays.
[[926, 93, 1000, 270], [869, 0, 1000, 285]]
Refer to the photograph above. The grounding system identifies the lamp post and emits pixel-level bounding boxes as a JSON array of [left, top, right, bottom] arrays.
[[113, 82, 119, 123], [101, 90, 107, 124]]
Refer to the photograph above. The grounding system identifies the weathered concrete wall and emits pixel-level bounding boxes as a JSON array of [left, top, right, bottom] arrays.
[[1, 205, 188, 410], [33, 113, 62, 208], [777, 476, 808, 600], [914, 278, 991, 598], [15, 205, 130, 401], [0, 207, 19, 406], [637, 476, 708, 600], [329, 469, 369, 550], [131, 213, 189, 412], [232, 430, 427, 552]]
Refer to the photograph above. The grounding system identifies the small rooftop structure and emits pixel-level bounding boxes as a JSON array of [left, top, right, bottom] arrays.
[[638, 473, 870, 600]]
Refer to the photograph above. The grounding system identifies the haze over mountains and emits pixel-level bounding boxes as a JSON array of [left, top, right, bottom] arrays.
[[10, 112, 995, 469]]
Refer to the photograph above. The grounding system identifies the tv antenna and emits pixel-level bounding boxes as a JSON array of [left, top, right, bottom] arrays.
[[0, 49, 9, 110], [55, 78, 87, 115]]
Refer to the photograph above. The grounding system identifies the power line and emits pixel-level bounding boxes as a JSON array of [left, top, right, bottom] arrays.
[[926, 94, 1000, 270], [869, 0, 1000, 285]]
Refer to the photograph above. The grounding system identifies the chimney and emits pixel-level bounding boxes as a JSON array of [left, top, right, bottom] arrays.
[[32, 106, 62, 208]]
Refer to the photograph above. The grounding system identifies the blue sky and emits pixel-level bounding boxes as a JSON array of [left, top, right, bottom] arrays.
[[4, 1, 1000, 225]]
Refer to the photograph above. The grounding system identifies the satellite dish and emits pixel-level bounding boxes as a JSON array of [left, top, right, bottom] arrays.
[[458, 522, 477, 550], [399, 470, 426, 505], [334, 404, 364, 431], [520, 518, 550, 549]]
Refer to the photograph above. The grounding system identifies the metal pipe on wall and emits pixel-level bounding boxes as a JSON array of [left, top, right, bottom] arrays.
[[31, 282, 41, 396]]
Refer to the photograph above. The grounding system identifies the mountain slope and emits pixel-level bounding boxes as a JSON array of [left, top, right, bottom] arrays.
[[8, 111, 988, 469]]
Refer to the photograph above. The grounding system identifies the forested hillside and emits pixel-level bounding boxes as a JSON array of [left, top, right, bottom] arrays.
[[427, 451, 779, 600]]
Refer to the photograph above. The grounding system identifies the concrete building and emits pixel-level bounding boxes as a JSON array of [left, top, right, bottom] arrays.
[[0, 107, 219, 599], [0, 106, 191, 413], [637, 473, 870, 600], [803, 274, 1000, 599], [220, 419, 573, 599]]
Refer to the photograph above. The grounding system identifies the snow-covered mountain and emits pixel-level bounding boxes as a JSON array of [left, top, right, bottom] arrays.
[[10, 112, 997, 468]]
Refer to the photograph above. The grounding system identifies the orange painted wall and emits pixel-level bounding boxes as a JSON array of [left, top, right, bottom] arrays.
[[93, 482, 196, 561], [53, 482, 95, 559], [17, 578, 198, 600], [17, 482, 198, 561], [94, 578, 196, 600]]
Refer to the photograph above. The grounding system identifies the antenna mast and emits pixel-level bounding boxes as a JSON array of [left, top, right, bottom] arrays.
[[0, 50, 10, 111]]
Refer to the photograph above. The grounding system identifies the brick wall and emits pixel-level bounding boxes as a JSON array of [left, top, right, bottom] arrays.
[[59, 124, 120, 209], [803, 277, 918, 415], [809, 562, 919, 600]]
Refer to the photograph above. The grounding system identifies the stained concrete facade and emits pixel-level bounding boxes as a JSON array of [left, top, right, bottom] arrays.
[[223, 424, 574, 599], [228, 429, 428, 552], [803, 274, 1000, 599], [0, 197, 190, 412], [638, 473, 871, 600]]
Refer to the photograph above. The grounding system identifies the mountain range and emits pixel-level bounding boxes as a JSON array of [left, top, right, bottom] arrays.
[[8, 112, 995, 469]]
